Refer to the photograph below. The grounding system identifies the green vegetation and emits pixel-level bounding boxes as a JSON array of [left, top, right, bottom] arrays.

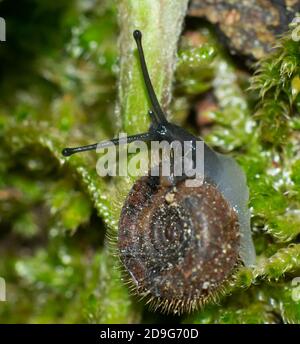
[[0, 0, 299, 323]]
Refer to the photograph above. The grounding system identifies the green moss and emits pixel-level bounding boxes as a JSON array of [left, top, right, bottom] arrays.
[[1, 0, 300, 324]]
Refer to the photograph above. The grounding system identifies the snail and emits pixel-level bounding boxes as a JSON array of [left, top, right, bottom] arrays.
[[62, 30, 255, 314]]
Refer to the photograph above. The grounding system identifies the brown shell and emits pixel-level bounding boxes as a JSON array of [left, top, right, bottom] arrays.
[[118, 175, 241, 314]]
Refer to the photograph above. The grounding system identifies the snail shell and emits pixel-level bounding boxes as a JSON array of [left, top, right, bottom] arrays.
[[119, 177, 239, 314], [118, 154, 255, 315]]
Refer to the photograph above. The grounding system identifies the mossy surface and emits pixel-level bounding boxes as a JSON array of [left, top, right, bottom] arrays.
[[0, 1, 300, 323]]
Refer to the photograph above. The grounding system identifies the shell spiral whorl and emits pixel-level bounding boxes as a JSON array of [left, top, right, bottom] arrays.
[[118, 176, 241, 314]]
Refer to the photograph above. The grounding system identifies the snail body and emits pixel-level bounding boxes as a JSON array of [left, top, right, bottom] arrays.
[[63, 30, 255, 314]]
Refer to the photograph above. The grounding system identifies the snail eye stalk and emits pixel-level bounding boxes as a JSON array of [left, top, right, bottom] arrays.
[[133, 30, 167, 125], [62, 132, 154, 157], [62, 30, 166, 157]]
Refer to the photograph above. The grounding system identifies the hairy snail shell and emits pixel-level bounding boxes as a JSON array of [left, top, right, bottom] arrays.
[[118, 155, 255, 314]]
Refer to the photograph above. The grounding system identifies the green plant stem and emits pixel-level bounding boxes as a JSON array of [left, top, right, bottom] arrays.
[[117, 0, 189, 133]]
